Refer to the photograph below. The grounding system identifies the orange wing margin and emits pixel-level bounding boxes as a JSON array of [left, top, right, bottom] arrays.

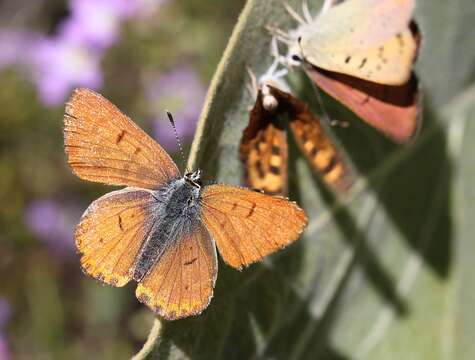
[[64, 88, 180, 188], [76, 187, 158, 287], [200, 184, 307, 269], [136, 223, 217, 320]]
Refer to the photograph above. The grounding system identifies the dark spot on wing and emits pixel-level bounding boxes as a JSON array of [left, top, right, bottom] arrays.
[[271, 145, 281, 155], [118, 215, 123, 231], [256, 160, 265, 178], [134, 147, 141, 155], [309, 146, 318, 158], [231, 202, 238, 211], [345, 56, 351, 64], [358, 58, 367, 69], [270, 165, 280, 175], [184, 258, 197, 266], [246, 203, 257, 218], [322, 156, 338, 174], [116, 130, 126, 144]]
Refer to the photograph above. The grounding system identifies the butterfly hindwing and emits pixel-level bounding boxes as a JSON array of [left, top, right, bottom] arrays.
[[76, 187, 158, 287], [240, 89, 289, 195], [64, 88, 180, 189], [266, 86, 354, 192], [306, 67, 421, 143], [135, 223, 218, 320], [200, 184, 307, 269]]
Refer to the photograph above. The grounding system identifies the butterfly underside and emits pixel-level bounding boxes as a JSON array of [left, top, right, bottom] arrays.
[[305, 20, 422, 143], [240, 83, 354, 195], [271, 86, 354, 192], [240, 89, 289, 195], [302, 0, 416, 85], [65, 88, 308, 320]]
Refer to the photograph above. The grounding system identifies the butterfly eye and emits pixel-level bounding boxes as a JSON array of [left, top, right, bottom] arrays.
[[291, 55, 301, 62]]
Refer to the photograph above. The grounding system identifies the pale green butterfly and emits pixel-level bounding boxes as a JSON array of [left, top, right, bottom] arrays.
[[281, 0, 418, 85], [272, 0, 421, 143]]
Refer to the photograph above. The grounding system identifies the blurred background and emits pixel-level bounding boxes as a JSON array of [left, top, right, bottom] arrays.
[[0, 0, 244, 358]]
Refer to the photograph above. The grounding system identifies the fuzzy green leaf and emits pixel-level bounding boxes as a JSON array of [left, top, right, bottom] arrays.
[[135, 1, 475, 359]]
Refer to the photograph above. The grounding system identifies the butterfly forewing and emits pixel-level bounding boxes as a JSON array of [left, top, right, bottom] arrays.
[[135, 223, 218, 320], [300, 0, 416, 85], [240, 90, 288, 196], [64, 88, 180, 188], [307, 0, 415, 51], [200, 184, 307, 269], [76, 187, 158, 286], [305, 28, 417, 85]]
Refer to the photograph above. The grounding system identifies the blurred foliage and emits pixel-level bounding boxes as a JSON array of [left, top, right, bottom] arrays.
[[0, 0, 244, 358]]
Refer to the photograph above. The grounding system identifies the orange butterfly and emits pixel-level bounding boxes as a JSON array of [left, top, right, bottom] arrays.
[[64, 88, 307, 320], [274, 0, 422, 143], [240, 71, 354, 196]]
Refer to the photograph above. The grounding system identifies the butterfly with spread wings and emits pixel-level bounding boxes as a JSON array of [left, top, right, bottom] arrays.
[[64, 88, 307, 320]]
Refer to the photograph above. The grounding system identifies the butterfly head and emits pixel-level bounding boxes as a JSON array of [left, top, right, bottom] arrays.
[[184, 169, 202, 189], [285, 35, 304, 67]]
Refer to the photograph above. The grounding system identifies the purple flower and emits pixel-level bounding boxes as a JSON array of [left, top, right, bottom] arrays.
[[24, 198, 82, 258], [0, 337, 9, 360], [60, 0, 139, 49], [0, 30, 38, 69], [0, 298, 11, 331], [0, 297, 11, 360], [29, 35, 103, 106], [145, 65, 206, 151]]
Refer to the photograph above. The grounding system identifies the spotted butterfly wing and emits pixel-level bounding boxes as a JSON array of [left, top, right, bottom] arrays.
[[136, 222, 218, 320], [75, 187, 158, 286], [240, 89, 288, 195], [267, 86, 354, 192], [64, 88, 179, 188], [200, 184, 307, 269], [301, 0, 417, 85]]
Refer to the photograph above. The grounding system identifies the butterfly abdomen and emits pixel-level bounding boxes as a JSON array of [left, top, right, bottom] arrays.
[[133, 178, 202, 281]]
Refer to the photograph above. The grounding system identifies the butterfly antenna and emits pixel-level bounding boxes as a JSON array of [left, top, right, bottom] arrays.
[[166, 111, 187, 165], [307, 79, 349, 128]]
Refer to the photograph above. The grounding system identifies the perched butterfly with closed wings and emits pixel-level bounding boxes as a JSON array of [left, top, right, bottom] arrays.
[[240, 60, 354, 196], [64, 88, 307, 320], [272, 0, 422, 143]]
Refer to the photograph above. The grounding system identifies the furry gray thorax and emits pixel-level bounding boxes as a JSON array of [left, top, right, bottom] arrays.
[[133, 173, 203, 282]]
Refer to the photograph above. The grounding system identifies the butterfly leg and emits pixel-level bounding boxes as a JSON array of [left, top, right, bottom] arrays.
[[301, 0, 313, 24], [245, 66, 259, 100], [265, 25, 293, 46], [283, 2, 306, 25], [318, 0, 336, 17]]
